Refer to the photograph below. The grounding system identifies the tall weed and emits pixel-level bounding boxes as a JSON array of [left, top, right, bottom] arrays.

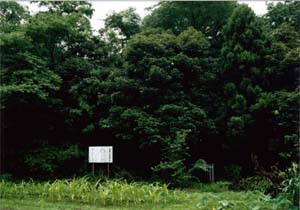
[[0, 177, 182, 206]]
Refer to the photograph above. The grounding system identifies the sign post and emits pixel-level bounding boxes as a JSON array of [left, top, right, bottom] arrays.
[[89, 146, 113, 177], [92, 162, 95, 176]]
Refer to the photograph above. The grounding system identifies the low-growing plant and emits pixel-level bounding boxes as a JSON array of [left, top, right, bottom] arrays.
[[0, 177, 183, 206], [199, 181, 230, 193], [231, 176, 274, 194], [197, 191, 295, 210]]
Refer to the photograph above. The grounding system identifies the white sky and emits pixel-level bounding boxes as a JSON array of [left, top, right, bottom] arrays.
[[19, 1, 270, 31]]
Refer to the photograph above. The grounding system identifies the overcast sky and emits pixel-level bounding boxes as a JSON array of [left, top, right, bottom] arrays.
[[19, 1, 270, 31]]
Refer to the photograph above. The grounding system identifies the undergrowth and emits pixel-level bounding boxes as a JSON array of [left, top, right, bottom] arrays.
[[198, 191, 296, 210]]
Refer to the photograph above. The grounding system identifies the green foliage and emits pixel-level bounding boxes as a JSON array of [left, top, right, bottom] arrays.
[[24, 145, 84, 176], [0, 174, 13, 182], [193, 181, 231, 193], [250, 91, 300, 162], [222, 4, 266, 78], [143, 2, 236, 44], [266, 1, 300, 30], [0, 28, 61, 102], [233, 176, 274, 194], [105, 8, 141, 40], [0, 178, 181, 206], [265, 22, 300, 90], [281, 163, 300, 206], [0, 1, 29, 32], [0, 1, 28, 23], [177, 27, 209, 56], [153, 130, 209, 187], [198, 191, 294, 210], [1, 1, 298, 186], [37, 1, 94, 18]]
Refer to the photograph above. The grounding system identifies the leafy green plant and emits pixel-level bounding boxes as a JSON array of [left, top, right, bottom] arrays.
[[197, 191, 294, 210], [0, 178, 183, 206], [281, 162, 300, 206], [0, 173, 12, 182], [232, 176, 274, 194], [153, 130, 209, 187], [24, 144, 84, 177]]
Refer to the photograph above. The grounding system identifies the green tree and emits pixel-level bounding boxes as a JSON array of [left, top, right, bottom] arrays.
[[105, 7, 141, 40], [97, 27, 215, 184], [143, 2, 237, 49], [0, 1, 109, 177], [0, 1, 29, 32], [220, 4, 268, 169], [264, 23, 300, 91], [37, 1, 94, 18], [250, 91, 299, 164], [266, 1, 300, 31]]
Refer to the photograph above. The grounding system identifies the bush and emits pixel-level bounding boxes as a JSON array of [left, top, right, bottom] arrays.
[[24, 144, 84, 178], [152, 130, 208, 187], [281, 162, 300, 206], [0, 173, 12, 182], [232, 176, 274, 194]]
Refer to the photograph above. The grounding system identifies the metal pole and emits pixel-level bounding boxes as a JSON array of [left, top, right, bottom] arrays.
[[107, 163, 110, 178], [209, 164, 211, 182], [208, 165, 210, 182], [92, 163, 95, 176], [212, 164, 214, 183], [210, 164, 214, 182], [209, 166, 211, 182]]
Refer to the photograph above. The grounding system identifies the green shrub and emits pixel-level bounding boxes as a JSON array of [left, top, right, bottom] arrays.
[[0, 173, 12, 182], [281, 162, 300, 206], [232, 176, 274, 194], [24, 144, 84, 177], [153, 130, 208, 187]]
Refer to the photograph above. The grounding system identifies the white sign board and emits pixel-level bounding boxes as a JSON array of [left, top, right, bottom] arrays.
[[89, 146, 113, 163]]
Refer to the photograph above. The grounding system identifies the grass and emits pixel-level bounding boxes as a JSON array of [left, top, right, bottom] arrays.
[[0, 196, 198, 210], [0, 179, 296, 210]]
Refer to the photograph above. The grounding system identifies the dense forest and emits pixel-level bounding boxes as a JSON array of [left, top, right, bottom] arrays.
[[0, 1, 299, 190]]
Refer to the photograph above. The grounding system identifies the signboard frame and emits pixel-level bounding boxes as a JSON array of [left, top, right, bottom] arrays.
[[88, 146, 113, 163], [88, 146, 113, 177]]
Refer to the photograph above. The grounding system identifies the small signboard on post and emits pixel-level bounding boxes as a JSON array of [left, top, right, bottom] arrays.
[[88, 146, 113, 177]]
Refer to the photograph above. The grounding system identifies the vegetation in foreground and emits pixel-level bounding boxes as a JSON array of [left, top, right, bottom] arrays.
[[0, 178, 297, 210], [0, 177, 181, 206]]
